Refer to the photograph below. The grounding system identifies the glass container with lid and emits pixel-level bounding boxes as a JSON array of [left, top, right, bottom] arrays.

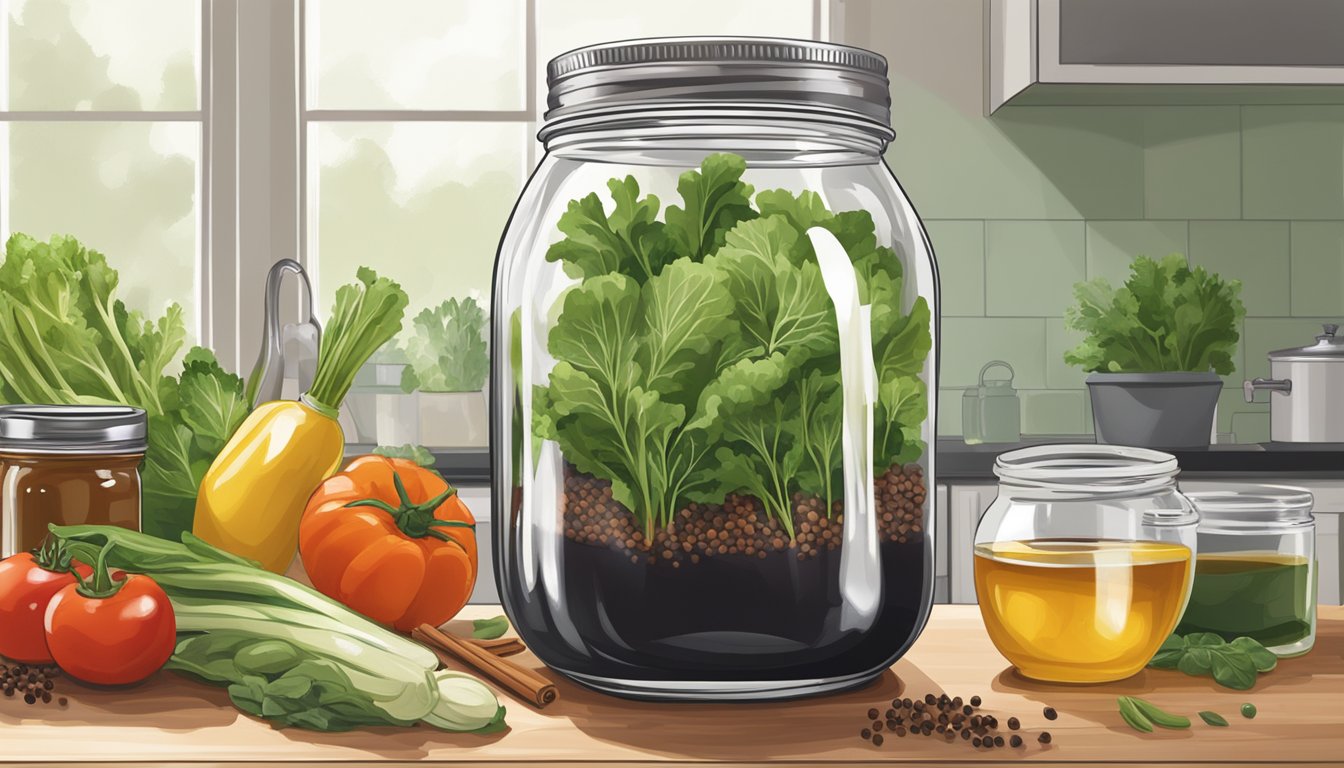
[[974, 445, 1198, 683], [1179, 486, 1315, 657], [491, 36, 939, 700], [0, 405, 147, 557]]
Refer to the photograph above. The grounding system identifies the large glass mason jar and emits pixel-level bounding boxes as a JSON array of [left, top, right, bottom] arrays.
[[491, 37, 939, 700]]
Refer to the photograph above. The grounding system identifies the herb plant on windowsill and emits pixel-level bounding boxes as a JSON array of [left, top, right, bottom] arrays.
[[401, 297, 490, 449], [1064, 254, 1245, 449]]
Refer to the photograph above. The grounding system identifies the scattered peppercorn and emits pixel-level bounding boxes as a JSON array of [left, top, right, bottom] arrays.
[[1241, 703, 1257, 719], [854, 691, 1059, 751], [872, 733, 884, 747], [57, 697, 67, 707]]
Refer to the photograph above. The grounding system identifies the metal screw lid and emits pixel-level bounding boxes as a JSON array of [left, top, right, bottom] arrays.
[[0, 405, 148, 455], [543, 36, 893, 134]]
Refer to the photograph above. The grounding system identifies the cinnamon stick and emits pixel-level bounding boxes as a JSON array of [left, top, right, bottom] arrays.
[[413, 624, 558, 708], [467, 636, 526, 657]]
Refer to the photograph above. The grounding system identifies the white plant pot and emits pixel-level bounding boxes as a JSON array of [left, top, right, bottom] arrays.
[[418, 391, 488, 448]]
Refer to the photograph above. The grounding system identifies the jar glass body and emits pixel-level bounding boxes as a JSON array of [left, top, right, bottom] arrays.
[[0, 452, 143, 557], [1179, 487, 1316, 657], [491, 118, 939, 700], [973, 446, 1198, 683]]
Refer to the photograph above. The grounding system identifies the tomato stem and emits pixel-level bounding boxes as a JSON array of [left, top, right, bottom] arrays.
[[343, 470, 475, 547], [32, 536, 78, 574], [72, 543, 127, 600]]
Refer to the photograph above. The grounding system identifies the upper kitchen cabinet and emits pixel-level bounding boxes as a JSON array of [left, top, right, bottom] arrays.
[[989, 0, 1344, 113]]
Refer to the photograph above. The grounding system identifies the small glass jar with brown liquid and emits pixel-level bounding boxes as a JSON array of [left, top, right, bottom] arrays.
[[973, 445, 1199, 683], [0, 405, 146, 557], [1180, 487, 1316, 657]]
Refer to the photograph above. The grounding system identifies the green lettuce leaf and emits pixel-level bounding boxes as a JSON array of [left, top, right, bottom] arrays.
[[665, 153, 757, 260], [1065, 254, 1245, 374], [401, 297, 489, 393]]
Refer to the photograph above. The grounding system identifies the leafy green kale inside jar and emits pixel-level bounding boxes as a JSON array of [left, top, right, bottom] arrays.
[[537, 153, 931, 559], [493, 37, 938, 701]]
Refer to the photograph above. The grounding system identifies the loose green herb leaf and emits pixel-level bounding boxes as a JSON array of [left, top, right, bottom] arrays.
[[1148, 632, 1275, 690], [1117, 697, 1154, 733], [1064, 254, 1245, 375], [1229, 636, 1278, 673], [1198, 711, 1229, 727], [1148, 633, 1186, 668], [1241, 702, 1257, 719], [471, 616, 510, 640], [1127, 697, 1190, 729]]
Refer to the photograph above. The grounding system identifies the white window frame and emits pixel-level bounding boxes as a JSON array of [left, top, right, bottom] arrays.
[[3, 0, 832, 377]]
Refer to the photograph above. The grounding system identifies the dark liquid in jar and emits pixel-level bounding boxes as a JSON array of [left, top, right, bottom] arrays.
[[0, 453, 142, 554]]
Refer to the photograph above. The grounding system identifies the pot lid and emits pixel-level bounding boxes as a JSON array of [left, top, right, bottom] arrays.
[[1267, 323, 1344, 362]]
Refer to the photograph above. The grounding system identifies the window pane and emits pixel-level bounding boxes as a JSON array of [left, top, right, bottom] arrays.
[[5, 122, 199, 331], [307, 0, 525, 111], [6, 0, 199, 110], [308, 121, 525, 314]]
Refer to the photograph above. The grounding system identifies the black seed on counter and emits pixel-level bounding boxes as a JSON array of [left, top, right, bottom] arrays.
[[867, 708, 879, 720], [860, 728, 871, 740], [970, 695, 982, 707], [1039, 731, 1053, 744], [1007, 716, 1020, 730], [1044, 706, 1058, 720], [871, 734, 884, 747], [1010, 735, 1023, 748]]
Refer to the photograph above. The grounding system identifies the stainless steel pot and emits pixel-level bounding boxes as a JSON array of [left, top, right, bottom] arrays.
[[1244, 323, 1344, 442]]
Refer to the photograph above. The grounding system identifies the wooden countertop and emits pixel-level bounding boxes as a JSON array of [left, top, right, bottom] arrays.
[[3, 605, 1341, 767]]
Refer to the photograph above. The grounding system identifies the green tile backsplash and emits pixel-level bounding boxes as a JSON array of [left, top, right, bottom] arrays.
[[862, 3, 1343, 441]]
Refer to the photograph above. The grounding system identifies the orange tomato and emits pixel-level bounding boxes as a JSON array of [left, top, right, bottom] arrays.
[[298, 455, 477, 632]]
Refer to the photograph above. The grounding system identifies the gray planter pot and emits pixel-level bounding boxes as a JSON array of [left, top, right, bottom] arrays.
[[1086, 372, 1222, 450]]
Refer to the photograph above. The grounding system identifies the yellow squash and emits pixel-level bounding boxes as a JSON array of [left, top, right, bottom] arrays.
[[192, 268, 408, 572], [193, 398, 344, 572]]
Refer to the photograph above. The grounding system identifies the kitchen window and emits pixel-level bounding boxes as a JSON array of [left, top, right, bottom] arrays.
[[1, 0, 825, 467]]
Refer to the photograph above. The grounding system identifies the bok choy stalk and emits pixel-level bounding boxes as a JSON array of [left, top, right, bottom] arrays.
[[51, 524, 504, 733]]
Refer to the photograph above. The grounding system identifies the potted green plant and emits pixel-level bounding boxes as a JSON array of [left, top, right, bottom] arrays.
[[1064, 254, 1245, 449], [402, 297, 489, 448]]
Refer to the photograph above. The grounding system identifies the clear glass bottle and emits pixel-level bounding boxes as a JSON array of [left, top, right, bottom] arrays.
[[1179, 486, 1316, 657], [974, 445, 1198, 683], [491, 37, 939, 700]]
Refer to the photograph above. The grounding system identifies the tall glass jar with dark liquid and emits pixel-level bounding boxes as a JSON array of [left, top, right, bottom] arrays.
[[492, 37, 940, 700], [0, 405, 146, 556]]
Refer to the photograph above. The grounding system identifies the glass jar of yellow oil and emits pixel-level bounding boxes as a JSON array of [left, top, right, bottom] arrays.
[[974, 445, 1198, 683]]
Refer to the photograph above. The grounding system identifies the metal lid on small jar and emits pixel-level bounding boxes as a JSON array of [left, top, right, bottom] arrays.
[[1186, 485, 1314, 527], [544, 36, 893, 134], [0, 405, 148, 455]]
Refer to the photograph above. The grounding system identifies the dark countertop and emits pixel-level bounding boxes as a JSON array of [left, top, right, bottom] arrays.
[[346, 440, 1344, 485], [937, 437, 1344, 481]]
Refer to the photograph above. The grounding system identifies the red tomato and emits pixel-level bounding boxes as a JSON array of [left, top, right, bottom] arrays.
[[0, 547, 92, 664], [44, 573, 175, 685]]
